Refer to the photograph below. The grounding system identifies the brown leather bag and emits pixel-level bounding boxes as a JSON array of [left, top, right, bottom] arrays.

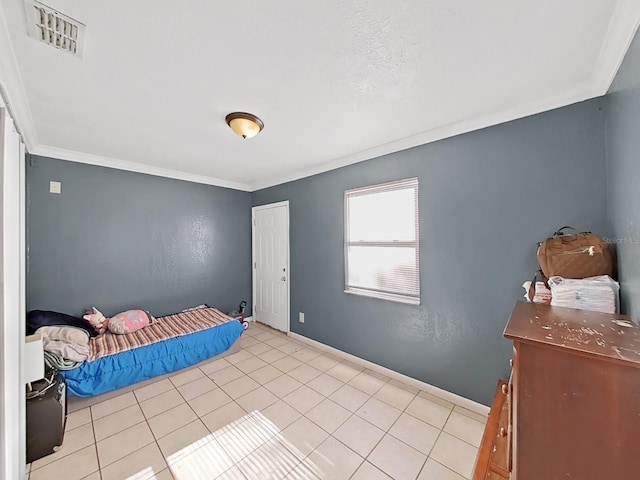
[[537, 226, 613, 279]]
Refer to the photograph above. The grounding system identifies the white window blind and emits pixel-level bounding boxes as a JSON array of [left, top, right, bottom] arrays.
[[344, 177, 420, 305]]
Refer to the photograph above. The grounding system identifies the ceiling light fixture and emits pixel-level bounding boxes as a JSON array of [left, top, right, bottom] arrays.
[[225, 112, 264, 139]]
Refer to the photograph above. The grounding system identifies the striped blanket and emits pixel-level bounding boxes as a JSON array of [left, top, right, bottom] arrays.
[[89, 308, 234, 361]]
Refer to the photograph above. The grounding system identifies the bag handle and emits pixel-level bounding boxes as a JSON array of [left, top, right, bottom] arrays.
[[553, 226, 577, 237]]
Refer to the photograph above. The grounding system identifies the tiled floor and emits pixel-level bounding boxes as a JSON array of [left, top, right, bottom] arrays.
[[29, 322, 487, 480]]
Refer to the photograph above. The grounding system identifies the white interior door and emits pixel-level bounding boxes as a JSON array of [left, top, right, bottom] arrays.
[[252, 202, 289, 333]]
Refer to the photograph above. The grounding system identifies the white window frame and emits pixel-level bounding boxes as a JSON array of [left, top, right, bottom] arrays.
[[344, 177, 420, 305]]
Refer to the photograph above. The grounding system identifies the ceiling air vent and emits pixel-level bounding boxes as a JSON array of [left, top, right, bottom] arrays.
[[23, 0, 86, 58]]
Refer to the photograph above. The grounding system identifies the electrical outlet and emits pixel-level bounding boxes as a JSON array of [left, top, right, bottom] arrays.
[[49, 181, 61, 194], [299, 312, 305, 323]]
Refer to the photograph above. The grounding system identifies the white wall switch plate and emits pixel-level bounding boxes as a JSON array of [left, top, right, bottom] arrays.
[[49, 181, 61, 194], [299, 312, 305, 323]]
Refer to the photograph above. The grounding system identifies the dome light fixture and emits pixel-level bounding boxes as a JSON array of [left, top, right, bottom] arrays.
[[225, 112, 264, 139]]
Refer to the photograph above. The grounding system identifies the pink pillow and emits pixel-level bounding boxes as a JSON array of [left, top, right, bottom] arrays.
[[107, 310, 153, 335]]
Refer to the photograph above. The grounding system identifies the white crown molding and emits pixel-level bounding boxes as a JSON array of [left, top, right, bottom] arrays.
[[29, 145, 252, 191], [591, 0, 640, 94]]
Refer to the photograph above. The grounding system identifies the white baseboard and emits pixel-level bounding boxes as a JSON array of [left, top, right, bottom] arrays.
[[244, 316, 254, 322], [288, 331, 490, 416]]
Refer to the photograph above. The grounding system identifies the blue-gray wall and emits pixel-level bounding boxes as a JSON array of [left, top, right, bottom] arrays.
[[606, 29, 640, 320], [253, 100, 609, 405], [26, 155, 252, 318]]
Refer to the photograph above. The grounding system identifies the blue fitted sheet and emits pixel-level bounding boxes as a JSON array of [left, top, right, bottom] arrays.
[[62, 319, 243, 397]]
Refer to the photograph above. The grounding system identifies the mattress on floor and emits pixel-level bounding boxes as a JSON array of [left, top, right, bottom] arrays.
[[62, 309, 244, 397]]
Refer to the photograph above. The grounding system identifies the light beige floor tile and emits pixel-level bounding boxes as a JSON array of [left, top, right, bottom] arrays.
[[387, 378, 420, 394], [165, 435, 233, 479], [306, 373, 344, 397], [237, 334, 260, 347], [80, 471, 101, 480], [209, 365, 246, 386], [157, 419, 211, 458], [276, 342, 304, 355], [148, 402, 198, 439], [453, 405, 488, 424], [333, 414, 385, 457], [283, 461, 321, 480], [264, 375, 303, 398], [32, 423, 94, 469], [287, 364, 322, 384], [248, 364, 284, 385], [374, 382, 417, 410], [280, 416, 328, 457], [306, 398, 351, 433], [368, 434, 427, 480], [356, 397, 402, 431], [91, 391, 137, 420], [236, 386, 279, 412], [351, 460, 393, 480], [65, 407, 91, 431], [215, 412, 278, 464], [282, 385, 324, 414], [306, 354, 341, 372], [254, 331, 277, 342], [257, 348, 288, 363], [264, 335, 290, 348], [198, 357, 232, 376], [444, 410, 485, 448], [97, 422, 155, 467], [30, 445, 98, 480], [245, 342, 272, 356], [170, 367, 205, 387], [349, 371, 388, 395], [429, 432, 478, 479], [140, 389, 185, 419], [235, 356, 269, 374], [225, 349, 255, 363], [417, 458, 466, 480], [307, 436, 363, 479], [406, 395, 453, 429], [272, 356, 304, 373], [326, 362, 362, 383], [201, 402, 248, 433], [260, 400, 302, 431], [236, 438, 300, 480], [220, 375, 261, 399], [188, 388, 233, 417], [418, 390, 455, 409], [389, 413, 440, 455], [151, 469, 175, 480], [134, 378, 175, 403], [177, 376, 217, 401], [290, 348, 321, 363], [93, 403, 146, 441], [329, 384, 370, 412], [214, 465, 246, 480], [101, 442, 167, 480]]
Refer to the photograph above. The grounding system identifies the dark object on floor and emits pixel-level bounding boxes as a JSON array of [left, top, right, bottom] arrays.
[[27, 310, 98, 337], [228, 301, 249, 330], [26, 372, 67, 463]]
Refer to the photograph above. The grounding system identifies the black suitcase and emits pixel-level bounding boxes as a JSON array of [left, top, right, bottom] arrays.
[[26, 373, 67, 463]]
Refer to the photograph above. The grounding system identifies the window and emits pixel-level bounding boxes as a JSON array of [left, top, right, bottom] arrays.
[[344, 177, 420, 305]]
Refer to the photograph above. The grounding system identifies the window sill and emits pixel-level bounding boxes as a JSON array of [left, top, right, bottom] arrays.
[[344, 288, 420, 305]]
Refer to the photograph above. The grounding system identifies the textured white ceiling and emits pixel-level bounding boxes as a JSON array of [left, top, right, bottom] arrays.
[[1, 0, 639, 190]]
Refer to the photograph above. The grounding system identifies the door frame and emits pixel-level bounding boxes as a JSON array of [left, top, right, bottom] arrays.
[[251, 200, 290, 333]]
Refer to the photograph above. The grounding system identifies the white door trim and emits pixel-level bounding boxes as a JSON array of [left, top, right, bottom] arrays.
[[252, 200, 290, 333]]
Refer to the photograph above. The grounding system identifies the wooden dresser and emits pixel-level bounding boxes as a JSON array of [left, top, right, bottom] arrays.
[[473, 301, 640, 480]]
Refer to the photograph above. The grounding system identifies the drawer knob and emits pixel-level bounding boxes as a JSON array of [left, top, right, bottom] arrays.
[[501, 384, 508, 395], [500, 427, 508, 437]]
